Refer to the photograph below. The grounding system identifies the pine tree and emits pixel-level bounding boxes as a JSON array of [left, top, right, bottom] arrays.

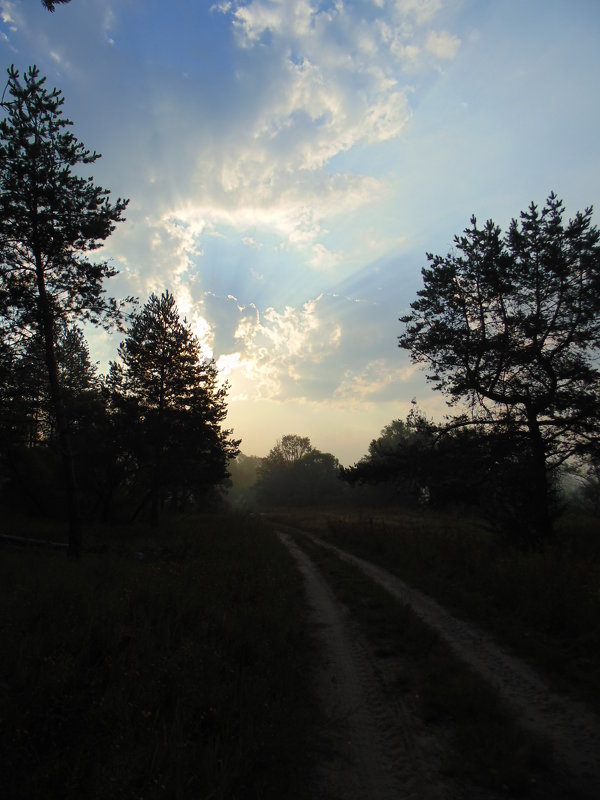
[[399, 193, 600, 544], [109, 291, 240, 523], [42, 1, 72, 11], [0, 65, 129, 555]]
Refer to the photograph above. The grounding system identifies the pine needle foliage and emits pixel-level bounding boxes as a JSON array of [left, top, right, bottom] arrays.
[[0, 65, 129, 555]]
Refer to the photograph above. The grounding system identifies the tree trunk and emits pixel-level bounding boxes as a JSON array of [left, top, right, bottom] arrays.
[[35, 263, 82, 558], [150, 430, 162, 528], [150, 376, 166, 528], [526, 408, 553, 547], [150, 477, 160, 527]]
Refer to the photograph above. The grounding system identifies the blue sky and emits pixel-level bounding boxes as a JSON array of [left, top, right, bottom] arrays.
[[1, 0, 599, 463]]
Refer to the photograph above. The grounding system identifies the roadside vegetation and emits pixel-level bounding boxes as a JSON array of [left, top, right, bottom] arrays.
[[273, 508, 600, 715], [0, 514, 318, 800]]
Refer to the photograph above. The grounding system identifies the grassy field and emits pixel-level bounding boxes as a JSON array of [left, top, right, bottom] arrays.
[[0, 513, 318, 800], [271, 508, 600, 714], [4, 506, 598, 799]]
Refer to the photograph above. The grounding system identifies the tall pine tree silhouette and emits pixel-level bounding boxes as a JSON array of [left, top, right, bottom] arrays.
[[0, 66, 128, 556]]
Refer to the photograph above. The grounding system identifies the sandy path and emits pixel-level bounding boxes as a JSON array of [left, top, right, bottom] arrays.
[[278, 532, 455, 800], [295, 530, 600, 797]]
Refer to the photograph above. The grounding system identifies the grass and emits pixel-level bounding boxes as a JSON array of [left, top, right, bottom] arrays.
[[0, 513, 318, 800], [291, 531, 583, 799], [271, 508, 600, 713]]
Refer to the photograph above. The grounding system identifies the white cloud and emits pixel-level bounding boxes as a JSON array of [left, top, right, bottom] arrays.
[[393, 0, 442, 26], [102, 6, 116, 44], [133, 0, 459, 273], [155, 171, 382, 269], [309, 243, 340, 269], [425, 30, 460, 59], [232, 1, 286, 43], [229, 0, 318, 45], [191, 314, 214, 359], [0, 1, 18, 29], [211, 293, 347, 401], [334, 359, 419, 402], [242, 236, 263, 248], [212, 0, 448, 176]]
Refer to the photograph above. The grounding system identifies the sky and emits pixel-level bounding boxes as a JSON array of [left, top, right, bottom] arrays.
[[1, 0, 599, 464]]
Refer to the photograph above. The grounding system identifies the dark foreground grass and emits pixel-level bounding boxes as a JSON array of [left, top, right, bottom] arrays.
[[293, 532, 582, 799], [0, 514, 317, 800], [273, 508, 600, 713]]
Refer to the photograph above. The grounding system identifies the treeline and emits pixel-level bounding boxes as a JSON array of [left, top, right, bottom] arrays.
[[0, 291, 239, 526], [342, 406, 600, 540], [0, 66, 239, 554], [232, 406, 599, 547]]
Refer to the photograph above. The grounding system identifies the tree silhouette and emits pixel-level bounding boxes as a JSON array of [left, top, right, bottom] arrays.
[[399, 193, 600, 544], [109, 291, 240, 523], [0, 324, 115, 522], [42, 1, 72, 11], [0, 66, 129, 555], [257, 434, 343, 507], [342, 406, 436, 504], [0, 325, 96, 448], [267, 434, 313, 465]]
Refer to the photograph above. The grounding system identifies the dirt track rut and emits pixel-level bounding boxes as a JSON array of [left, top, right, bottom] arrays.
[[287, 529, 600, 797], [278, 532, 448, 800]]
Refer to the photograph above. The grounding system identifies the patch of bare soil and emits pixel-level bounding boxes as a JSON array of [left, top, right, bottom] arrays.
[[278, 532, 460, 800], [298, 530, 600, 798]]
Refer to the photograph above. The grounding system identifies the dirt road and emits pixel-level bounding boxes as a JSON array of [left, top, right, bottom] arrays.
[[278, 532, 449, 800], [278, 529, 600, 799]]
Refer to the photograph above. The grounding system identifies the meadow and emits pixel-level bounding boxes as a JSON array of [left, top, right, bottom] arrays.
[[3, 506, 599, 799], [0, 514, 318, 800]]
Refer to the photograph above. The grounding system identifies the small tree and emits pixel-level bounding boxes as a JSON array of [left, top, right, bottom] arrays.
[[0, 66, 129, 555], [109, 291, 240, 523], [399, 193, 600, 544]]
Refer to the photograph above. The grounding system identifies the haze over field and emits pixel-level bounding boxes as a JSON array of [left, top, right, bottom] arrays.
[[1, 0, 599, 463]]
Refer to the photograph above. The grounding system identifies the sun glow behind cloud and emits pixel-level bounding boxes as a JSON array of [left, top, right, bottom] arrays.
[[100, 0, 466, 455]]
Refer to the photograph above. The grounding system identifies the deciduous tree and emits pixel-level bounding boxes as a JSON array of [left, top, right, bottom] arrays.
[[257, 434, 343, 507], [341, 405, 436, 504]]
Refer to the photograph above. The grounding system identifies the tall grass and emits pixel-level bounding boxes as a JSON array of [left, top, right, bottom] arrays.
[[0, 514, 317, 800]]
